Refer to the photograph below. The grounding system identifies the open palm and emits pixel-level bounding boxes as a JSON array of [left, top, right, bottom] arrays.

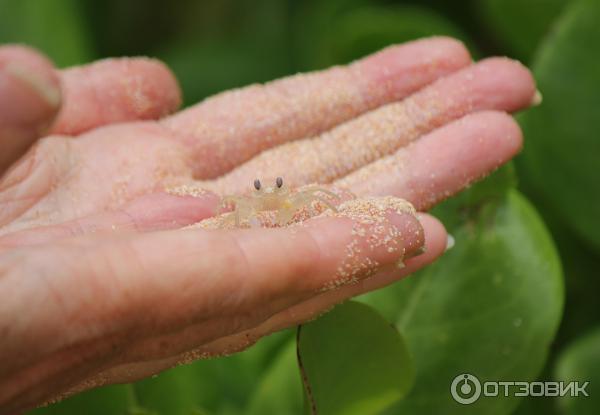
[[0, 37, 536, 414]]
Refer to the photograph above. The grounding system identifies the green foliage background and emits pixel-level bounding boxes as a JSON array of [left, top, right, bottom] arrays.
[[1, 0, 598, 414]]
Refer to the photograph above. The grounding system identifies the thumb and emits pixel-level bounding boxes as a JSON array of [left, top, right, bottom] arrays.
[[0, 45, 61, 175], [0, 197, 427, 413], [0, 198, 423, 408]]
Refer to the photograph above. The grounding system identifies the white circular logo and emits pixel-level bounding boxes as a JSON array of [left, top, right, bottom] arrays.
[[451, 373, 481, 404]]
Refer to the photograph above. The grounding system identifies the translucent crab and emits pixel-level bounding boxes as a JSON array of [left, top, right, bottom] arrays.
[[218, 177, 339, 227]]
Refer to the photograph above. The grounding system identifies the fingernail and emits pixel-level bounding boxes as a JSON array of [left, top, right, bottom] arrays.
[[530, 89, 543, 106], [445, 234, 455, 251], [4, 62, 61, 108]]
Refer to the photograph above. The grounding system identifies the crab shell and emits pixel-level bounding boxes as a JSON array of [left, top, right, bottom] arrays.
[[218, 183, 340, 227]]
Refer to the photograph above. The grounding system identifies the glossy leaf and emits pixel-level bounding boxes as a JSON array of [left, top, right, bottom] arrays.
[[432, 164, 518, 231], [297, 301, 414, 415], [362, 189, 563, 414], [133, 330, 292, 415], [554, 326, 600, 414], [509, 216, 600, 415], [530, 205, 600, 348], [246, 340, 303, 415], [518, 0, 600, 252], [477, 0, 571, 61]]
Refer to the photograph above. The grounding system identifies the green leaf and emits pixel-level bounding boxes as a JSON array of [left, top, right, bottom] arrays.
[[431, 164, 518, 232], [27, 384, 138, 415], [0, 0, 92, 67], [133, 330, 292, 415], [133, 363, 214, 415], [294, 3, 473, 70], [296, 301, 414, 415], [246, 340, 304, 415], [362, 190, 563, 414], [509, 217, 600, 415], [518, 0, 600, 252], [476, 0, 572, 62], [554, 326, 600, 414], [529, 203, 600, 348]]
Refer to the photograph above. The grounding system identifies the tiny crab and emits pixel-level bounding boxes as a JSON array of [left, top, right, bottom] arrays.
[[219, 177, 339, 227]]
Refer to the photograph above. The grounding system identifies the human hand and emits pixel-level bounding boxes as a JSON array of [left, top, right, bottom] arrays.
[[0, 37, 536, 413]]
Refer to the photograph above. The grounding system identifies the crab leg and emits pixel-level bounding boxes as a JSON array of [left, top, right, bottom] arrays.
[[303, 186, 340, 200], [313, 195, 338, 213]]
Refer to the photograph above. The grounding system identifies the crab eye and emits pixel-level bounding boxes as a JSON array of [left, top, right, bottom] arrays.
[[276, 177, 283, 188], [253, 179, 261, 191]]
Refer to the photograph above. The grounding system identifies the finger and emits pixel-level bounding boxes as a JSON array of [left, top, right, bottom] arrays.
[[62, 213, 446, 391], [163, 37, 471, 179], [337, 110, 523, 209], [0, 190, 219, 249], [0, 46, 61, 174], [205, 57, 535, 194], [0, 197, 423, 412], [50, 58, 181, 135]]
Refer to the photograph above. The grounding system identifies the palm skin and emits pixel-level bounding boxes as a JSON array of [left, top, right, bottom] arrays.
[[0, 37, 536, 414]]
